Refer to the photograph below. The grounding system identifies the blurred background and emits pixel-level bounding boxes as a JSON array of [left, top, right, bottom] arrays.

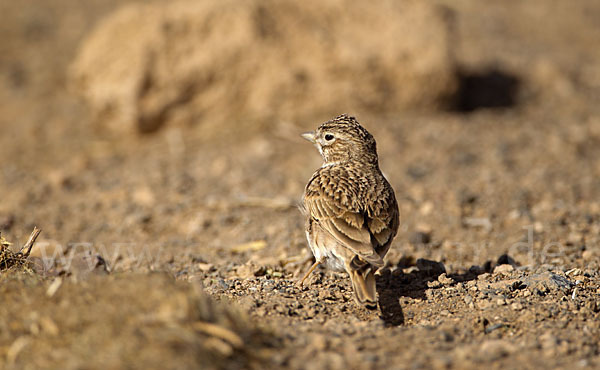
[[1, 0, 599, 269], [1, 0, 600, 368]]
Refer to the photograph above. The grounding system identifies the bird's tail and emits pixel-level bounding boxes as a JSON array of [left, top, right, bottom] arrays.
[[348, 266, 377, 309]]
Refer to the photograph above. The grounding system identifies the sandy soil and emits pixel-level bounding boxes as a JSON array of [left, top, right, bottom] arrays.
[[1, 1, 599, 369]]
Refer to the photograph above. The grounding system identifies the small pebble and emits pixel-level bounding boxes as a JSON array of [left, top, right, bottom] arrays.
[[511, 302, 524, 311]]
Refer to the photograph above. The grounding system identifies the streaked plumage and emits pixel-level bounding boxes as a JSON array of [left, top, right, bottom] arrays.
[[299, 114, 399, 309]]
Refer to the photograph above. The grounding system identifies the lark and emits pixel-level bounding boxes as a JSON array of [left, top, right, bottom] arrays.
[[298, 114, 399, 309]]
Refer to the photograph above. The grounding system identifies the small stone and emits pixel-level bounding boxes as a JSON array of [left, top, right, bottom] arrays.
[[496, 298, 507, 306], [493, 264, 514, 274], [197, 262, 214, 273], [478, 301, 492, 310], [438, 273, 455, 286], [427, 280, 442, 288], [484, 323, 506, 334], [511, 302, 524, 311], [523, 272, 575, 293], [417, 259, 446, 275], [478, 273, 491, 281], [496, 254, 517, 267], [216, 279, 229, 290], [469, 265, 485, 275]]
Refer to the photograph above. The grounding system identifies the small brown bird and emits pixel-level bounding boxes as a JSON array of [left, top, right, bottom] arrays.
[[298, 114, 399, 309]]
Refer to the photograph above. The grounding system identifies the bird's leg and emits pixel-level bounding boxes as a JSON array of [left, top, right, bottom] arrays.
[[297, 259, 322, 287]]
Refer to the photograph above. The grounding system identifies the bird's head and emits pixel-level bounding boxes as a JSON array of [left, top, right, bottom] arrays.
[[302, 114, 378, 166]]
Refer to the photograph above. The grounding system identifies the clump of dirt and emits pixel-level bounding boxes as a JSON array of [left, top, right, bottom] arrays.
[[70, 0, 457, 134]]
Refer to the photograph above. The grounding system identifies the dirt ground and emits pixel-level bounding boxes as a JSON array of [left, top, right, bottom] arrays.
[[1, 1, 600, 369]]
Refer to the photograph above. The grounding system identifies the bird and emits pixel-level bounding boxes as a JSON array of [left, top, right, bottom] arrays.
[[298, 114, 399, 309]]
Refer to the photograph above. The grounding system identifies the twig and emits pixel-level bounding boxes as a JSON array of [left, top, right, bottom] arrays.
[[192, 321, 244, 348], [19, 227, 42, 256], [231, 240, 267, 253]]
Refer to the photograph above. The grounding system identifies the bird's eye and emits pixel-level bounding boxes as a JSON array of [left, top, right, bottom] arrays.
[[324, 134, 334, 141]]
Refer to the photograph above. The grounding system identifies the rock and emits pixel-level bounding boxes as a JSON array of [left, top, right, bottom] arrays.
[[477, 300, 492, 310], [438, 273, 455, 286], [484, 323, 506, 334], [522, 272, 575, 293], [511, 302, 524, 311], [493, 264, 514, 274], [427, 280, 442, 288], [70, 0, 458, 134], [196, 262, 214, 273], [416, 259, 446, 276], [477, 273, 491, 281], [469, 265, 485, 275], [496, 254, 518, 267]]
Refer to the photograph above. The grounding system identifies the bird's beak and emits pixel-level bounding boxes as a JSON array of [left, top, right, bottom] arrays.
[[301, 131, 316, 143]]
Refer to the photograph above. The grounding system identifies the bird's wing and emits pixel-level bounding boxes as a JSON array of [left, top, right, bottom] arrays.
[[366, 187, 399, 259], [303, 169, 385, 267]]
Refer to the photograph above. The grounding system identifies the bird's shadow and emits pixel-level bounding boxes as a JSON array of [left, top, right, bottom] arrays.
[[376, 259, 483, 326]]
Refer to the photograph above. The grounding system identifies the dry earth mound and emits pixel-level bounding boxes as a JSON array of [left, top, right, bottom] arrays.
[[70, 0, 457, 134], [0, 274, 278, 369]]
